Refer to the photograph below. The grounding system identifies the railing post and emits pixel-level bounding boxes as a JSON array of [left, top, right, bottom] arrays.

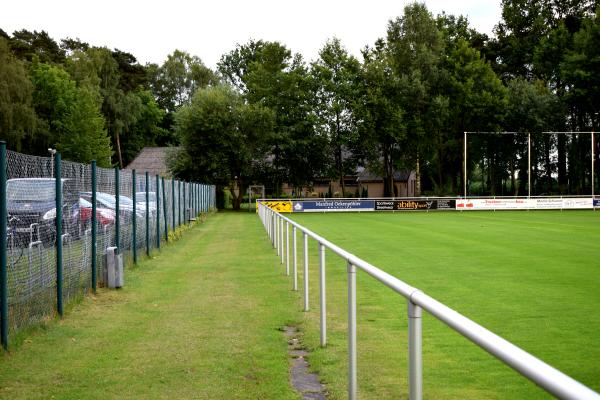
[[293, 226, 298, 291], [272, 213, 276, 249], [275, 214, 280, 256], [145, 172, 150, 256], [0, 141, 8, 349], [91, 160, 97, 293], [132, 169, 137, 264], [303, 232, 309, 311], [285, 221, 290, 276], [408, 298, 423, 400], [319, 243, 327, 347], [56, 153, 63, 317], [280, 217, 284, 265], [348, 261, 357, 400]]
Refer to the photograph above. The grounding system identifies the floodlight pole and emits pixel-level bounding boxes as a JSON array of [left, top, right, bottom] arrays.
[[463, 132, 467, 198], [528, 132, 531, 199]]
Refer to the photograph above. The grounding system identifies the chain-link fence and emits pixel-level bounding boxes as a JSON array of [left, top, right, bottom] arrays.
[[0, 145, 216, 349]]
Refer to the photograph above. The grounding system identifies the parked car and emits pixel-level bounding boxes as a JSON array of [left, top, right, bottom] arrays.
[[135, 191, 157, 216], [7, 178, 80, 246], [80, 192, 144, 224], [78, 198, 116, 229]]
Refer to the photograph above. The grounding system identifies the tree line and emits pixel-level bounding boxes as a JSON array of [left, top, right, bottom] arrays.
[[1, 1, 599, 208]]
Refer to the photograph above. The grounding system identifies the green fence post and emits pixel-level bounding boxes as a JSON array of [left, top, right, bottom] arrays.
[[156, 175, 161, 249], [171, 178, 175, 230], [115, 167, 120, 253], [145, 172, 150, 256], [132, 169, 137, 264], [55, 153, 63, 317], [0, 142, 8, 349], [91, 160, 97, 293], [162, 177, 168, 243]]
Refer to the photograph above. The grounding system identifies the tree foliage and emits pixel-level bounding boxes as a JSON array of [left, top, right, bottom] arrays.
[[173, 84, 274, 209], [0, 37, 36, 151]]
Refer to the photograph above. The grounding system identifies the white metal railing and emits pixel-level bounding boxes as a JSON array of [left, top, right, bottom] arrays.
[[258, 203, 600, 400]]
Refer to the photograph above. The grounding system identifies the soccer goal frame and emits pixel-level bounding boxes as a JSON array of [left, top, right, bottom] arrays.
[[248, 185, 265, 212], [463, 131, 596, 198]]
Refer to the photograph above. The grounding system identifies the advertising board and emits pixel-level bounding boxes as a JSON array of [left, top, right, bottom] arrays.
[[456, 198, 533, 210], [264, 197, 595, 213], [561, 198, 593, 209], [456, 198, 593, 210], [260, 200, 293, 213], [293, 200, 374, 212]]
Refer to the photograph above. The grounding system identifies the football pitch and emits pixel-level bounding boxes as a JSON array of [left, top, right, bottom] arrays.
[[285, 210, 600, 399]]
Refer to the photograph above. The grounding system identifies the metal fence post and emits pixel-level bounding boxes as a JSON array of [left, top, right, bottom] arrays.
[[132, 170, 137, 264], [162, 177, 168, 243], [320, 243, 326, 347], [408, 298, 423, 400], [178, 180, 182, 226], [145, 172, 150, 256], [293, 226, 298, 291], [0, 141, 8, 349], [275, 214, 280, 255], [272, 213, 276, 249], [280, 217, 284, 264], [115, 167, 120, 252], [171, 178, 176, 230], [156, 175, 161, 249], [56, 153, 63, 317], [286, 222, 290, 276], [91, 160, 97, 292], [303, 232, 309, 311], [183, 181, 187, 223], [348, 261, 357, 400]]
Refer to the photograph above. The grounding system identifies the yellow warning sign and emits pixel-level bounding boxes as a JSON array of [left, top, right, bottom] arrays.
[[260, 201, 293, 213]]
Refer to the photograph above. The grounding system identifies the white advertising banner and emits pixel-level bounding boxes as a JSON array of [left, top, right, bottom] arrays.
[[455, 197, 593, 210]]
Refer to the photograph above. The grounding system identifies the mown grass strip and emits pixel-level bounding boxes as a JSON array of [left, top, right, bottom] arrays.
[[0, 213, 303, 399]]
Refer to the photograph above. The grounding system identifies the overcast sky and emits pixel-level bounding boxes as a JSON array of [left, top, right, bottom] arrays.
[[1, 0, 502, 69]]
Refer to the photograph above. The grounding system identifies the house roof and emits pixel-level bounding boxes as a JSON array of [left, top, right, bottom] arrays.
[[357, 169, 414, 183], [124, 147, 180, 177]]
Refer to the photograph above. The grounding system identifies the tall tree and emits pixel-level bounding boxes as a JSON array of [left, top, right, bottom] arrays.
[[0, 37, 36, 151], [9, 29, 65, 64], [357, 41, 405, 197], [311, 38, 361, 196], [219, 41, 326, 193], [173, 84, 273, 209], [30, 61, 111, 163], [150, 50, 217, 113], [386, 3, 444, 195], [491, 0, 549, 79], [57, 85, 112, 167], [443, 39, 507, 195]]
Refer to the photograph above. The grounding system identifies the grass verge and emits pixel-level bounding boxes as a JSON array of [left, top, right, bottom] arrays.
[[0, 212, 302, 399]]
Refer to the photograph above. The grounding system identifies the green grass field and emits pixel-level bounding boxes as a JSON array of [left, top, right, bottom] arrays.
[[288, 210, 600, 399]]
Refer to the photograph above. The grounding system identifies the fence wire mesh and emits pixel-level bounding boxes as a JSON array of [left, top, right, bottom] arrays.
[[2, 149, 215, 337]]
